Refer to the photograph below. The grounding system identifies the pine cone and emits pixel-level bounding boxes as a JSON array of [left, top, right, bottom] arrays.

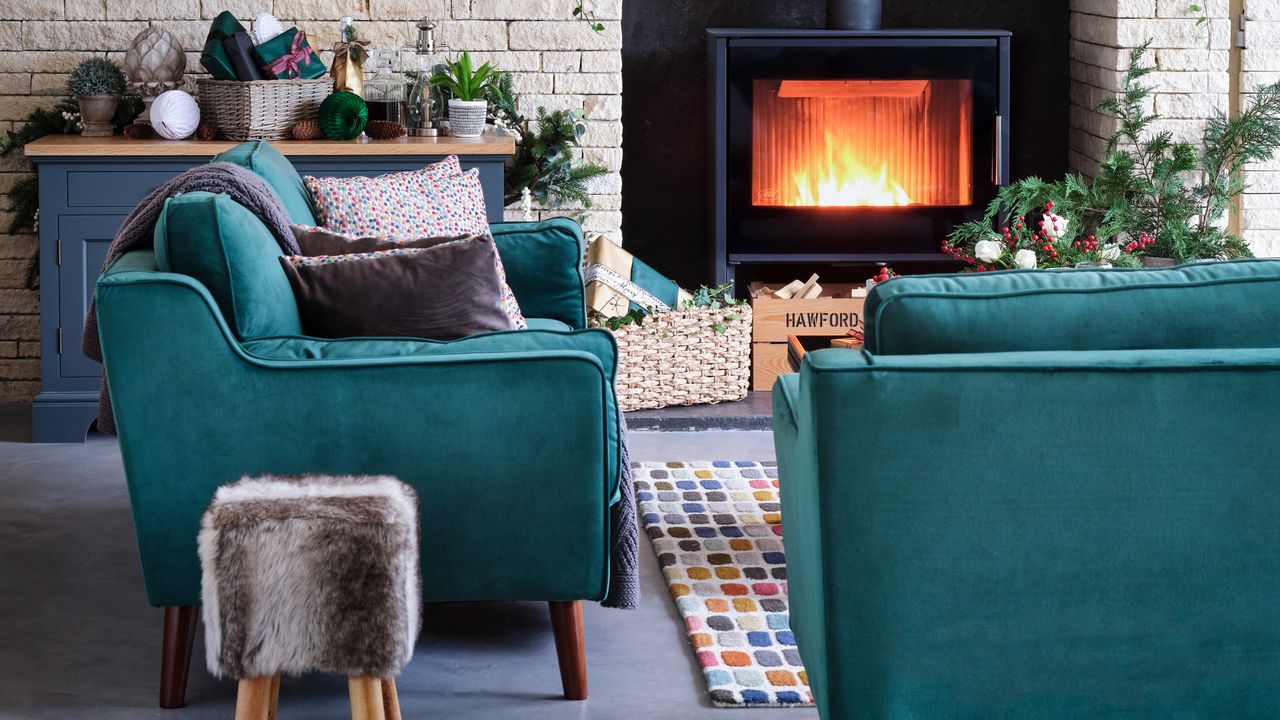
[[291, 119, 322, 141], [195, 122, 218, 141], [365, 120, 406, 140], [122, 123, 154, 140]]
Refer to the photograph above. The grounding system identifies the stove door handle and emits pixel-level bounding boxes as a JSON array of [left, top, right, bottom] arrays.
[[993, 114, 1004, 186]]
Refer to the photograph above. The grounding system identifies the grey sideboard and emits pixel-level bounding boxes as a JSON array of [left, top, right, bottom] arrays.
[[25, 134, 516, 442]]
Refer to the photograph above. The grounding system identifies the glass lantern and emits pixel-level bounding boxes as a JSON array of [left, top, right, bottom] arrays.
[[402, 19, 450, 136]]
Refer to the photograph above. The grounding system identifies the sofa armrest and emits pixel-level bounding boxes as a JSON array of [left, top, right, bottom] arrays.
[[491, 218, 587, 329]]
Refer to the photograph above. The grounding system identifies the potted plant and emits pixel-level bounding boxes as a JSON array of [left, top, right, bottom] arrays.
[[68, 58, 126, 137], [430, 52, 495, 138]]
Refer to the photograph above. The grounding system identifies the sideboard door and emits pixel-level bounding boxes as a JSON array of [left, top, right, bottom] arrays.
[[57, 215, 121, 379]]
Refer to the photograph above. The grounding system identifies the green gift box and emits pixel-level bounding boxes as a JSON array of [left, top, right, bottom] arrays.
[[252, 28, 326, 80], [199, 11, 246, 81]]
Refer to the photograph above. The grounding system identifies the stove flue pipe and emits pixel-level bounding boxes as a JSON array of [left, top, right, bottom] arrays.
[[828, 0, 882, 30]]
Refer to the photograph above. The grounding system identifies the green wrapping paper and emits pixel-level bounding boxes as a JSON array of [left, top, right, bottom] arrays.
[[251, 28, 326, 80], [200, 11, 246, 81]]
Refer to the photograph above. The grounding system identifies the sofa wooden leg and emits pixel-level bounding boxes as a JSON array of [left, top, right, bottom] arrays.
[[268, 673, 281, 720], [233, 676, 273, 720], [160, 605, 198, 709], [548, 600, 587, 700]]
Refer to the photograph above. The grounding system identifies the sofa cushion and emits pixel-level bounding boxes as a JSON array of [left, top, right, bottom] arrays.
[[212, 140, 317, 226], [864, 260, 1280, 355], [279, 239, 513, 340], [155, 192, 303, 339], [525, 317, 571, 332]]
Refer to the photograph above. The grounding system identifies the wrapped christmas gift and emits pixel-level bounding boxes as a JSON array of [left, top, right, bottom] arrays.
[[252, 28, 326, 80], [200, 11, 247, 81], [331, 36, 370, 96], [222, 31, 265, 81], [585, 235, 692, 318]]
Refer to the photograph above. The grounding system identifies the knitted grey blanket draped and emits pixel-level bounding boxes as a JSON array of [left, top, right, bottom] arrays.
[[602, 411, 638, 609], [81, 162, 298, 435]]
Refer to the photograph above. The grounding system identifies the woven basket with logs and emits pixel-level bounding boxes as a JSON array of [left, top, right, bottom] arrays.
[[594, 306, 752, 412]]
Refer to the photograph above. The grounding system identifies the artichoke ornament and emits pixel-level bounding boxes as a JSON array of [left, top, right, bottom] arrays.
[[124, 26, 186, 97]]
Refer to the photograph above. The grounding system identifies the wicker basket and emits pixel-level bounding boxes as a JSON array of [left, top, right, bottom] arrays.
[[197, 79, 331, 141], [594, 306, 752, 411]]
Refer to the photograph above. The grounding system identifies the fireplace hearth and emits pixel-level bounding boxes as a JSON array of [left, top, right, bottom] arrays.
[[708, 11, 1011, 288]]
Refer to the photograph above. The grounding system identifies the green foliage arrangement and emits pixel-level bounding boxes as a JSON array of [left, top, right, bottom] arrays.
[[601, 283, 745, 334], [67, 58, 126, 96], [429, 52, 495, 102], [488, 72, 609, 210], [948, 43, 1280, 268]]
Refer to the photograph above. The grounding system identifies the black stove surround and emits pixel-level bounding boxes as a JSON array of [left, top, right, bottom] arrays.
[[708, 0, 1011, 288]]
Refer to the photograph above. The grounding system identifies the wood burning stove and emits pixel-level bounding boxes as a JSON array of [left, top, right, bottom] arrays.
[[708, 1, 1010, 287]]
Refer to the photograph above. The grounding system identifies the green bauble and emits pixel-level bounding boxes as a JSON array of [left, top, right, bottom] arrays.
[[317, 91, 368, 140]]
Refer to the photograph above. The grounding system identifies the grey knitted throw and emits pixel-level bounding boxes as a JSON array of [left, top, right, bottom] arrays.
[[602, 411, 638, 609], [81, 162, 298, 435]]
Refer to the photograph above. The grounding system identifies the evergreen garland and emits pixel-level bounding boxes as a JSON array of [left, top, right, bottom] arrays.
[[949, 43, 1280, 267], [488, 72, 609, 211]]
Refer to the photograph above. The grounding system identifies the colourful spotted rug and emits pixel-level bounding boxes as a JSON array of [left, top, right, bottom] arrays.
[[634, 460, 813, 708]]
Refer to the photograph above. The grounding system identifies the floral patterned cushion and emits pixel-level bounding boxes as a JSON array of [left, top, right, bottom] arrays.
[[303, 158, 486, 239]]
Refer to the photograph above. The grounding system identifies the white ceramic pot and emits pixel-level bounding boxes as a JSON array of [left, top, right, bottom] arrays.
[[448, 98, 487, 138]]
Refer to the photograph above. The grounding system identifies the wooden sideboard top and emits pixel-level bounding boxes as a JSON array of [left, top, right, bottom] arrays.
[[24, 133, 517, 157]]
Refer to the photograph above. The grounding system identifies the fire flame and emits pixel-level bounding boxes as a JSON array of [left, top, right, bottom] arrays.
[[791, 135, 912, 207]]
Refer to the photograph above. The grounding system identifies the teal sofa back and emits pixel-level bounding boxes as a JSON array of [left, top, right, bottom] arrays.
[[212, 139, 318, 225], [774, 346, 1280, 719], [864, 260, 1280, 355]]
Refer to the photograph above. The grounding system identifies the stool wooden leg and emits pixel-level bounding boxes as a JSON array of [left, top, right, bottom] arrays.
[[234, 677, 274, 720], [348, 676, 385, 720], [549, 600, 588, 700], [267, 673, 281, 720], [380, 679, 401, 720]]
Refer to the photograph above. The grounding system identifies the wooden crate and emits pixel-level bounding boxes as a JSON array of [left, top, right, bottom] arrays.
[[750, 282, 868, 391]]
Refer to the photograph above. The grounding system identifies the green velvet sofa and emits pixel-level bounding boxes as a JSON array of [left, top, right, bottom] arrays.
[[94, 142, 620, 708], [773, 260, 1280, 719]]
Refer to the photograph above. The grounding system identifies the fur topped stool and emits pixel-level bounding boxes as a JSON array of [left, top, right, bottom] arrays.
[[199, 474, 420, 720]]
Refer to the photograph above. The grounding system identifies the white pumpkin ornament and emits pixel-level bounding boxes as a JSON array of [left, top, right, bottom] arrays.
[[150, 90, 200, 140], [251, 13, 286, 45]]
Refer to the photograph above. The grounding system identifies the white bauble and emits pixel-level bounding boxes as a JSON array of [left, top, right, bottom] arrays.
[[251, 13, 286, 45], [151, 90, 200, 140]]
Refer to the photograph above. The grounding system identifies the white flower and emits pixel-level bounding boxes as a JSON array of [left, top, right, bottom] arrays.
[[974, 239, 1004, 263], [1014, 249, 1037, 269], [1100, 244, 1121, 261], [1039, 211, 1069, 239]]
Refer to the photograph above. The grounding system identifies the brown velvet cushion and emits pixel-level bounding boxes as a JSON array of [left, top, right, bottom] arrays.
[[290, 224, 527, 329], [278, 237, 511, 340]]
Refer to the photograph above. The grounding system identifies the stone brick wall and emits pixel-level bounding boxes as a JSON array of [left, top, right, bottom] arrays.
[[1069, 0, 1280, 256], [1242, 0, 1280, 254], [0, 0, 623, 403]]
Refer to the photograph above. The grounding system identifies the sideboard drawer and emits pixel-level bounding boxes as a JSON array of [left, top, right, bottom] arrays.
[[66, 170, 199, 209]]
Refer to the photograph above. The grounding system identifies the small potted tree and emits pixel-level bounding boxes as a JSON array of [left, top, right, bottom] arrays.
[[68, 58, 126, 137], [431, 52, 495, 138]]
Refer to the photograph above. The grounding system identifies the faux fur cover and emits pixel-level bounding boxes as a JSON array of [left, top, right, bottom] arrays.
[[199, 475, 421, 680]]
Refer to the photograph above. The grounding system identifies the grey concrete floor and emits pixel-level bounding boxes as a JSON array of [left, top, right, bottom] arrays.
[[0, 408, 806, 720]]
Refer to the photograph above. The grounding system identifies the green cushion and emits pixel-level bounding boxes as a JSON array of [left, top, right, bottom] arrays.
[[154, 192, 302, 339], [864, 259, 1280, 355], [212, 140, 317, 225], [490, 219, 587, 329]]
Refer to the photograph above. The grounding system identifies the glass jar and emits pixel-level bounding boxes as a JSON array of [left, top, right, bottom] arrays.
[[365, 50, 407, 126]]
